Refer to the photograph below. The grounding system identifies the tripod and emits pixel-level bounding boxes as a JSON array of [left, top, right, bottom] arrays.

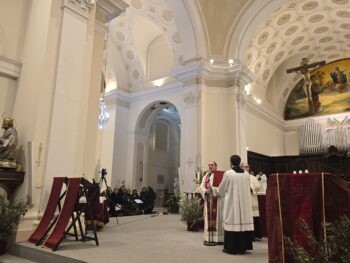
[[203, 194, 216, 246]]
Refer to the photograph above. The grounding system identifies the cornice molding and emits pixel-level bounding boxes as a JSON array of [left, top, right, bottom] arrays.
[[96, 0, 128, 23], [63, 0, 95, 19], [202, 85, 239, 95], [0, 55, 22, 79], [172, 60, 257, 85], [105, 80, 184, 103]]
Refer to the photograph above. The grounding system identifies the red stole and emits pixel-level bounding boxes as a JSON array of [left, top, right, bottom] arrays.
[[206, 171, 224, 231]]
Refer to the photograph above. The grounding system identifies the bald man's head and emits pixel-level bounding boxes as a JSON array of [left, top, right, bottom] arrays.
[[208, 161, 217, 173], [241, 162, 249, 172]]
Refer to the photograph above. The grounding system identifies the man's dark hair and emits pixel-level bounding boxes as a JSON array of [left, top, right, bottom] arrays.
[[230, 155, 241, 167]]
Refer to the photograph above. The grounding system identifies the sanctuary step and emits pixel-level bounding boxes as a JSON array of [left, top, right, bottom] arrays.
[[0, 253, 35, 263], [8, 243, 86, 263]]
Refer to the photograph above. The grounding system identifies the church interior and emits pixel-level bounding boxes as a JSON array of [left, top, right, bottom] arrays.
[[0, 0, 350, 262]]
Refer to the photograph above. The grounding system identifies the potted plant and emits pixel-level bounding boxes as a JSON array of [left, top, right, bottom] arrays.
[[179, 197, 203, 231], [0, 196, 29, 255], [285, 216, 350, 262]]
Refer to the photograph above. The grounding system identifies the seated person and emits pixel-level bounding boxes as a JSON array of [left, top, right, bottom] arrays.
[[142, 187, 156, 214], [131, 189, 143, 211], [108, 188, 122, 216]]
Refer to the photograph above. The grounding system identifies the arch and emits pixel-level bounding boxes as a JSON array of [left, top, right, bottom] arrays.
[[134, 100, 181, 192], [135, 100, 183, 133], [166, 0, 207, 62]]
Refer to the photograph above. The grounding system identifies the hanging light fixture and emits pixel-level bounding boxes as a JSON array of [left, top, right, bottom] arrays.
[[98, 22, 110, 129], [98, 97, 109, 129]]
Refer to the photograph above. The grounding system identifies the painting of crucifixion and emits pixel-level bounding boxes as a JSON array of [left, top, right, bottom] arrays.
[[284, 58, 350, 120]]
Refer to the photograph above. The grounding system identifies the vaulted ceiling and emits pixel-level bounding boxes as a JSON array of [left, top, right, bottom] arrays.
[[245, 0, 350, 88], [107, 0, 350, 116]]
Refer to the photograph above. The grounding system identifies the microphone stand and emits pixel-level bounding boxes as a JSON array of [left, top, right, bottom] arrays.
[[204, 174, 216, 246]]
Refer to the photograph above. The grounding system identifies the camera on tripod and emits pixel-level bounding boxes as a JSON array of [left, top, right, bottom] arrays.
[[101, 168, 107, 178], [99, 168, 108, 189]]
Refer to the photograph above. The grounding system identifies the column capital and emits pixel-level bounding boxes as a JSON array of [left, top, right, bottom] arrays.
[[183, 89, 200, 108], [63, 0, 96, 19], [236, 92, 247, 107]]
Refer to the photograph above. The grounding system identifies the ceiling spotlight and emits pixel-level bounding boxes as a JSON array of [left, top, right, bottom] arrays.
[[209, 58, 214, 64], [153, 78, 164, 87], [228, 59, 234, 65], [256, 98, 262, 104], [244, 84, 251, 95]]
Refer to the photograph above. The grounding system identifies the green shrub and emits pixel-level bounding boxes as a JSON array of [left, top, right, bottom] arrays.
[[285, 216, 350, 263], [179, 197, 203, 224], [0, 196, 29, 241]]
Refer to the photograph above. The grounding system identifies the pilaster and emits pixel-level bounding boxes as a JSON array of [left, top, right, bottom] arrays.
[[174, 60, 253, 169], [43, 0, 98, 209]]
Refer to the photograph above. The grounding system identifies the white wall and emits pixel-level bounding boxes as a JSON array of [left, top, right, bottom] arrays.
[[284, 131, 299, 156], [110, 102, 130, 188], [246, 110, 285, 156], [201, 90, 237, 170], [0, 0, 30, 130], [99, 104, 117, 188], [147, 35, 174, 81]]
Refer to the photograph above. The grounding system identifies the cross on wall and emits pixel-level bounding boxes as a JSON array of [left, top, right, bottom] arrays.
[[186, 158, 194, 167]]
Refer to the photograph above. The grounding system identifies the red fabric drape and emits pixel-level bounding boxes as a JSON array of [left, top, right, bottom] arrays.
[[266, 173, 350, 263], [28, 177, 65, 245]]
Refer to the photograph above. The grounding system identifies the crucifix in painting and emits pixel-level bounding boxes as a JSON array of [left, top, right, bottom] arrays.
[[286, 58, 326, 115]]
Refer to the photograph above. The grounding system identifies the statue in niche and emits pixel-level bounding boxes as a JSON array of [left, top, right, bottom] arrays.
[[0, 117, 20, 169]]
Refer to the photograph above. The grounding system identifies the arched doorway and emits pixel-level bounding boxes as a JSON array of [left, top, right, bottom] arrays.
[[134, 101, 181, 196]]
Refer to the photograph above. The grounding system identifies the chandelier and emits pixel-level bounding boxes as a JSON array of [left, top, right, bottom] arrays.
[[98, 22, 110, 129], [98, 96, 109, 129]]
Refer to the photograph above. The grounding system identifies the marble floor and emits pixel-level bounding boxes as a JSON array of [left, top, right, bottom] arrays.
[[1, 214, 268, 263]]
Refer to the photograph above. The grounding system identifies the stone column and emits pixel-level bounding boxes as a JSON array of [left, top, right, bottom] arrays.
[[234, 80, 248, 162]]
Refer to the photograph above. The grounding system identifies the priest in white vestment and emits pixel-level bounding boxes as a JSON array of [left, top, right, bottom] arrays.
[[242, 163, 262, 239], [199, 161, 224, 245], [211, 155, 254, 255]]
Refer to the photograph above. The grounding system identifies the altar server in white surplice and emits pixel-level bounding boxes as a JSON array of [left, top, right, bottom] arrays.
[[211, 155, 254, 255], [242, 163, 262, 240], [199, 161, 224, 245]]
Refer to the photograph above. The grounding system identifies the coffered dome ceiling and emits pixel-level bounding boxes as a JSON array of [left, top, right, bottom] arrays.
[[245, 0, 350, 90]]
